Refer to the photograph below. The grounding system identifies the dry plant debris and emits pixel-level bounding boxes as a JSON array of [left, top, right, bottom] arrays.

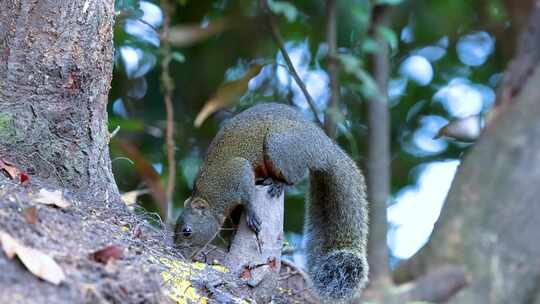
[[33, 189, 71, 209], [0, 231, 66, 285]]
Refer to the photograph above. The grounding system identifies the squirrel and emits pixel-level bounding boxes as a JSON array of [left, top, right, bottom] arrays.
[[174, 102, 369, 300]]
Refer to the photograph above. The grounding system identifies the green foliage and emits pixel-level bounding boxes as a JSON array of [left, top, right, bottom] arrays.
[[171, 51, 186, 63], [115, 0, 143, 18], [361, 38, 380, 54], [377, 25, 398, 51], [267, 0, 299, 22], [108, 0, 510, 246], [374, 0, 403, 5], [339, 54, 379, 99]]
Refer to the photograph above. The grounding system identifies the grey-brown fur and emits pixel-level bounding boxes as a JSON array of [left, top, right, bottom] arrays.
[[175, 103, 369, 300]]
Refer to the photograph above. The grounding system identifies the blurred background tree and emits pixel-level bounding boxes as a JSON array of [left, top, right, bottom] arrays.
[[109, 0, 515, 299]]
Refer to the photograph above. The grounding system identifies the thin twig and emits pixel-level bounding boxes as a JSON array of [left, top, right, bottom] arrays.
[[324, 0, 340, 138], [160, 1, 176, 224], [259, 0, 323, 127]]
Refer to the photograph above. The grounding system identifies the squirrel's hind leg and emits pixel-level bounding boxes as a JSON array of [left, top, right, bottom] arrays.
[[264, 126, 326, 185]]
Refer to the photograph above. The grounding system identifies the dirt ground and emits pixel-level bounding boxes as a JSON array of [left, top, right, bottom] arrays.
[[0, 176, 315, 304]]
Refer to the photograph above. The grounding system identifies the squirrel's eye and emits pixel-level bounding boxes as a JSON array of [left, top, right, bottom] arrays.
[[182, 227, 192, 238]]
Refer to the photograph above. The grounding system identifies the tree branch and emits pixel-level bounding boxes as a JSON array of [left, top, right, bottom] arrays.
[[324, 0, 340, 138], [397, 265, 468, 303], [259, 0, 323, 127], [225, 185, 285, 303], [160, 1, 176, 224], [366, 4, 393, 285]]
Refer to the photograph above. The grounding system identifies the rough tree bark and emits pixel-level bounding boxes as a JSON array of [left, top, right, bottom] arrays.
[[395, 2, 540, 303], [0, 0, 118, 201]]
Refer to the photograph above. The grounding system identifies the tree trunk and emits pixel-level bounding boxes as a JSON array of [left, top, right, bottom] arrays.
[[397, 4, 540, 303], [0, 0, 118, 200]]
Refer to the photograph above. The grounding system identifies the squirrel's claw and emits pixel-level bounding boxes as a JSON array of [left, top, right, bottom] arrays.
[[267, 182, 284, 197], [246, 210, 262, 234], [258, 177, 285, 198]]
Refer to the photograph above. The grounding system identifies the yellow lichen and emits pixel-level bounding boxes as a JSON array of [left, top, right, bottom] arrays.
[[152, 256, 209, 304], [211, 264, 229, 273], [191, 262, 207, 270]]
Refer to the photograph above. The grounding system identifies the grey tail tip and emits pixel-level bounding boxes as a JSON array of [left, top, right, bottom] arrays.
[[311, 251, 368, 300]]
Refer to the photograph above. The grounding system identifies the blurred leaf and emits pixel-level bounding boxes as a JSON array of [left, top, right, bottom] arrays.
[[351, 3, 370, 26], [357, 69, 379, 99], [362, 38, 380, 54], [115, 0, 143, 19], [435, 115, 483, 142], [267, 0, 299, 22], [194, 64, 263, 127], [180, 157, 202, 188], [115, 0, 139, 11], [171, 51, 185, 63], [168, 18, 229, 47], [121, 189, 150, 206], [109, 118, 144, 132], [377, 26, 398, 51], [339, 54, 379, 98], [374, 0, 403, 5]]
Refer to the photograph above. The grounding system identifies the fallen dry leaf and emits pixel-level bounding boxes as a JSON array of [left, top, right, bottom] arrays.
[[0, 159, 29, 184], [20, 172, 29, 184], [0, 231, 66, 285], [0, 159, 20, 179], [0, 232, 17, 258], [240, 266, 252, 280], [120, 189, 149, 206], [34, 189, 71, 209], [23, 207, 38, 225], [91, 245, 123, 264], [267, 257, 278, 270]]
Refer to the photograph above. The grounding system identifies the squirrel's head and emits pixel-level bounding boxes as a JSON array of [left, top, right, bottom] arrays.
[[174, 196, 221, 257]]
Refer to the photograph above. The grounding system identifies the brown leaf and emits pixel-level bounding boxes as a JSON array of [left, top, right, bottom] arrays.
[[0, 159, 21, 180], [194, 64, 263, 127], [0, 232, 17, 258], [267, 257, 278, 270], [91, 245, 123, 264], [20, 172, 30, 184], [435, 115, 484, 142], [0, 231, 66, 285], [120, 189, 149, 206], [23, 207, 38, 225], [239, 266, 252, 280], [33, 189, 71, 209], [168, 18, 229, 47]]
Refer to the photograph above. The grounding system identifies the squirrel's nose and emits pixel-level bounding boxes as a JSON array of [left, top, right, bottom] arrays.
[[182, 226, 192, 238]]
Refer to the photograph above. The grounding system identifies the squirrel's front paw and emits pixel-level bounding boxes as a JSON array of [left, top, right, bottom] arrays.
[[259, 177, 285, 198], [246, 210, 262, 234]]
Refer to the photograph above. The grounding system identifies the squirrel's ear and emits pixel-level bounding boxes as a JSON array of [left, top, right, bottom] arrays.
[[191, 197, 209, 210], [183, 198, 191, 208]]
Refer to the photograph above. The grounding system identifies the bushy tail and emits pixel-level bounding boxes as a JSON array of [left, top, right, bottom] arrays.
[[304, 147, 369, 300]]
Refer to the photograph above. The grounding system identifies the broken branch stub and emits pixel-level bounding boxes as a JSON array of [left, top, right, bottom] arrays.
[[225, 185, 284, 302]]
